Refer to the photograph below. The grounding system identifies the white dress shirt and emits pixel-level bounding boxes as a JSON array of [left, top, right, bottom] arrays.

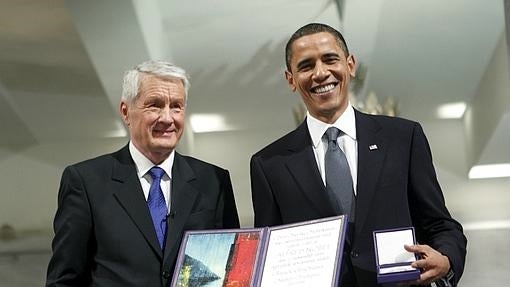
[[129, 141, 173, 212], [306, 104, 358, 194]]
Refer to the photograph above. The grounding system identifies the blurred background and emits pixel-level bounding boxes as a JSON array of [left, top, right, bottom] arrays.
[[1, 0, 509, 285]]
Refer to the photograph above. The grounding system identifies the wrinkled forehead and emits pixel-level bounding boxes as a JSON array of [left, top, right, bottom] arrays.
[[139, 73, 184, 88], [136, 74, 186, 101]]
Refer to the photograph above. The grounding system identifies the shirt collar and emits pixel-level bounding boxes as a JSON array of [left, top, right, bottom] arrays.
[[129, 141, 174, 179], [307, 104, 357, 148]]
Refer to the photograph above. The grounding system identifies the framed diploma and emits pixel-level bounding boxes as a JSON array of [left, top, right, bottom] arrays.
[[171, 215, 348, 287], [373, 227, 420, 284]]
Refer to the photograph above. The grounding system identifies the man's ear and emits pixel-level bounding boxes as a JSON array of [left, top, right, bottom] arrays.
[[347, 54, 357, 78], [119, 101, 129, 126], [284, 70, 297, 92]]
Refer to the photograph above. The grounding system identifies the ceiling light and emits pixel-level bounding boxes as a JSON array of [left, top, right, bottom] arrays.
[[468, 163, 510, 179], [436, 102, 467, 119], [463, 219, 510, 231], [190, 114, 233, 133]]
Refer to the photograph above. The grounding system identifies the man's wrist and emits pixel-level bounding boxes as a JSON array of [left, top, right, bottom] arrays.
[[431, 268, 454, 287]]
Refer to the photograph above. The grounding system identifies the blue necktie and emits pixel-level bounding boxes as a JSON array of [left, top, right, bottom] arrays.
[[148, 167, 168, 249], [324, 127, 355, 222]]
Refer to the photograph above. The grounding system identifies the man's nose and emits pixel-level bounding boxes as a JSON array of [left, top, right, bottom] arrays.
[[312, 62, 330, 82], [158, 107, 175, 123]]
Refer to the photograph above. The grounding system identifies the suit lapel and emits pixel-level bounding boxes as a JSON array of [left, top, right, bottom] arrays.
[[285, 121, 337, 217], [163, 153, 199, 263], [110, 145, 162, 258], [354, 111, 386, 233]]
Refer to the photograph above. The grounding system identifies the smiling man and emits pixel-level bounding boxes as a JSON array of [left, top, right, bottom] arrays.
[[250, 23, 466, 286], [46, 60, 240, 287]]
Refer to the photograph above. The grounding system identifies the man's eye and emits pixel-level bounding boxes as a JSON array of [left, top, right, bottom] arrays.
[[298, 64, 313, 71], [172, 102, 184, 109], [171, 105, 184, 113], [147, 106, 161, 113], [323, 56, 340, 64], [145, 100, 158, 107]]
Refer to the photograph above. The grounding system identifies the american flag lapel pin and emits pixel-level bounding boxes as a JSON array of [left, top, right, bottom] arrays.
[[369, 144, 378, 150]]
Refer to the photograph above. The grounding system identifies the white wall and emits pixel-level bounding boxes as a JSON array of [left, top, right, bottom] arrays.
[[190, 128, 291, 227], [0, 138, 126, 233], [466, 31, 510, 166]]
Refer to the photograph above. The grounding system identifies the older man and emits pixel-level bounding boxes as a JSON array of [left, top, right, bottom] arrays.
[[47, 60, 240, 286]]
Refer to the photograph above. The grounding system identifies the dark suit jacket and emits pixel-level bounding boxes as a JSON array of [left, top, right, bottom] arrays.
[[250, 110, 466, 286], [47, 145, 240, 287]]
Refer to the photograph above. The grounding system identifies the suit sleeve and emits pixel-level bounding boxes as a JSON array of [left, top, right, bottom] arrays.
[[250, 155, 283, 227], [408, 123, 467, 286], [216, 168, 240, 228], [46, 166, 93, 287]]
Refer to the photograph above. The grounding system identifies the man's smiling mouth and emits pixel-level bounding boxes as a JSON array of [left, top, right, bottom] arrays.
[[310, 83, 337, 94]]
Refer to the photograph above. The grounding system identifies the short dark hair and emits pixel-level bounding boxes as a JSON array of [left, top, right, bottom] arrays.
[[285, 23, 350, 71]]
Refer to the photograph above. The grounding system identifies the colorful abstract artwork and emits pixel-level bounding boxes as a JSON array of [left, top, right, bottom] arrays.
[[175, 231, 261, 287]]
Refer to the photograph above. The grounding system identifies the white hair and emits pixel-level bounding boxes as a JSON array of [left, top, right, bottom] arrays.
[[121, 60, 190, 103]]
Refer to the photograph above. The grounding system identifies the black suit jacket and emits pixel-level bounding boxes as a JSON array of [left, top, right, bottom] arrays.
[[47, 145, 240, 287], [250, 110, 466, 286]]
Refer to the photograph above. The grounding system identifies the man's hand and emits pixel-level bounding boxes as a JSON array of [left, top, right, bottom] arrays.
[[404, 244, 451, 285]]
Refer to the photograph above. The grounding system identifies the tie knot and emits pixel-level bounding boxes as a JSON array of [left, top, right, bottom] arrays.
[[149, 166, 165, 180], [325, 127, 341, 142]]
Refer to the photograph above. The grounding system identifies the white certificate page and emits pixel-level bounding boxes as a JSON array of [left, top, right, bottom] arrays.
[[260, 218, 344, 287]]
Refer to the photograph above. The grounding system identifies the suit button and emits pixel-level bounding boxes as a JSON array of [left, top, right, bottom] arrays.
[[162, 271, 171, 279], [350, 250, 359, 258]]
